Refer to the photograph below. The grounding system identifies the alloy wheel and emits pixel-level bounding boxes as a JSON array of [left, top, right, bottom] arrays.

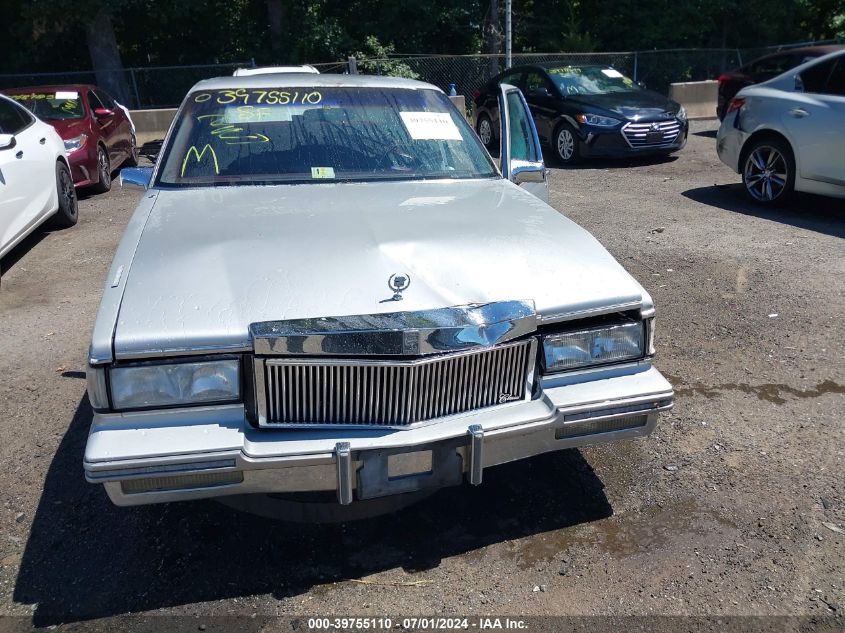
[[98, 148, 111, 187], [60, 168, 77, 217], [557, 129, 575, 160], [744, 146, 787, 202], [478, 118, 492, 146]]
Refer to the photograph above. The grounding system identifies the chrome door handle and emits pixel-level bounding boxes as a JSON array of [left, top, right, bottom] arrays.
[[788, 107, 809, 118], [15, 151, 23, 159]]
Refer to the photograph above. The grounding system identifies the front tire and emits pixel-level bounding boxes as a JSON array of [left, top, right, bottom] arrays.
[[91, 145, 112, 193], [476, 113, 496, 150], [741, 138, 794, 205], [554, 123, 580, 165], [49, 162, 78, 229]]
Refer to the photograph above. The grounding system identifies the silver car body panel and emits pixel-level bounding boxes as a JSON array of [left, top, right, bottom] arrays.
[[717, 49, 845, 199], [108, 179, 649, 360]]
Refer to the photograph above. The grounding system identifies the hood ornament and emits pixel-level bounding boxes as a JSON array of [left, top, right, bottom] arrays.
[[382, 273, 411, 303]]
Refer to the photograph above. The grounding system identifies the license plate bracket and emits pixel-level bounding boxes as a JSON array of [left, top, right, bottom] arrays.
[[645, 130, 665, 144], [356, 439, 465, 500]]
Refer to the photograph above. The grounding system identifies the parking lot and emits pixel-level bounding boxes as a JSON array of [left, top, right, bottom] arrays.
[[0, 119, 842, 626]]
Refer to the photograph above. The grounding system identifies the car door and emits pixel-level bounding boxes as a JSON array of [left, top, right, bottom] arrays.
[[499, 83, 549, 203], [522, 70, 558, 144], [95, 88, 131, 162], [788, 56, 845, 185], [0, 99, 55, 255], [88, 89, 120, 166], [488, 69, 525, 138]]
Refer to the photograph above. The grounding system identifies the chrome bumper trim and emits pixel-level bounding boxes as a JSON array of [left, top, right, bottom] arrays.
[[86, 372, 673, 506]]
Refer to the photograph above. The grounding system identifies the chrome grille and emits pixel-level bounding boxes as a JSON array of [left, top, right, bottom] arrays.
[[622, 119, 682, 147], [256, 339, 535, 428]]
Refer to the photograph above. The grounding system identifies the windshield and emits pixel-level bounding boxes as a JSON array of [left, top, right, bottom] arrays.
[[156, 87, 498, 187], [548, 67, 639, 95], [7, 90, 85, 120]]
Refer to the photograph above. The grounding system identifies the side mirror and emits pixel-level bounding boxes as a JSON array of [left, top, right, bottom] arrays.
[[794, 74, 804, 92], [120, 166, 153, 190], [511, 161, 547, 186], [0, 134, 16, 150], [94, 108, 115, 119], [530, 87, 551, 98], [636, 80, 647, 89]]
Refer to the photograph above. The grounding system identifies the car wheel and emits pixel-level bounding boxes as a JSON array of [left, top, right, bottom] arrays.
[[476, 113, 496, 150], [91, 145, 112, 193], [741, 138, 795, 205], [49, 162, 78, 229], [124, 134, 140, 167], [554, 123, 580, 165]]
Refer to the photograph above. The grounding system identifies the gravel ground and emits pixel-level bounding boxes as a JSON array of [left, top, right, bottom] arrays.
[[0, 120, 842, 630]]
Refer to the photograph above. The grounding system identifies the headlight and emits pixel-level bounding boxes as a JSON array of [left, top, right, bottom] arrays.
[[109, 358, 240, 410], [576, 113, 621, 127], [63, 133, 88, 152], [542, 321, 645, 373], [677, 106, 687, 121]]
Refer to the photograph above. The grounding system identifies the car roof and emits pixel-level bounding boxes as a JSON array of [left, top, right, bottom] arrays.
[[1, 84, 98, 94], [744, 44, 845, 66], [191, 73, 440, 92]]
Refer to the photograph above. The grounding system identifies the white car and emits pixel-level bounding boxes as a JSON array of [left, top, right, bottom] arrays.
[[717, 49, 845, 204], [0, 94, 78, 260]]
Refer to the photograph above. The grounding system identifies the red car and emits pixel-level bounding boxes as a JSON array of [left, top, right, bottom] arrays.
[[2, 84, 138, 192]]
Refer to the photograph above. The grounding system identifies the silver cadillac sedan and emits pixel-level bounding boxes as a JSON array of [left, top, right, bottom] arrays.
[[85, 73, 673, 514]]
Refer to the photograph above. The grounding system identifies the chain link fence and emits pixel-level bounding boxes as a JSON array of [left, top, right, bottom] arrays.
[[0, 62, 256, 109], [344, 39, 843, 105], [0, 39, 839, 111]]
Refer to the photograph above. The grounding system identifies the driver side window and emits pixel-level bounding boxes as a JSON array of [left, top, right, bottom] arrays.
[[524, 72, 553, 97]]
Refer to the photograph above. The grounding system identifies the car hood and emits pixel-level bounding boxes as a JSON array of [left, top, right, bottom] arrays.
[[568, 90, 679, 121], [113, 179, 647, 358]]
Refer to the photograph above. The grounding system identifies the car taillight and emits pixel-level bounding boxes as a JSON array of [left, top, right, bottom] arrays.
[[726, 97, 745, 114], [473, 89, 481, 99], [717, 73, 732, 84]]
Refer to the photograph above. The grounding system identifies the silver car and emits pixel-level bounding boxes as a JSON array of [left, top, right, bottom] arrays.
[[85, 73, 673, 513], [717, 49, 845, 204]]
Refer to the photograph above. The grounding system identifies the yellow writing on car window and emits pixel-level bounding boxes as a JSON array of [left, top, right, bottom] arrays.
[[192, 90, 322, 106], [196, 111, 270, 144], [181, 144, 219, 177], [549, 66, 582, 75]]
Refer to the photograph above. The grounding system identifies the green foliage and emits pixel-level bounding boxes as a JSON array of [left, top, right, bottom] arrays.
[[0, 0, 842, 76], [354, 36, 419, 79]]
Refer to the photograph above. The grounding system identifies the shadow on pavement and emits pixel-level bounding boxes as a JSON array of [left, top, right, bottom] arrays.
[[683, 184, 845, 239], [692, 129, 717, 139], [544, 150, 679, 170], [16, 396, 613, 625], [0, 230, 48, 279]]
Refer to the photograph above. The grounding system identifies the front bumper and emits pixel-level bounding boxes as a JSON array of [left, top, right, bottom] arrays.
[[577, 121, 688, 158], [66, 144, 98, 188], [716, 111, 748, 173], [85, 363, 673, 507]]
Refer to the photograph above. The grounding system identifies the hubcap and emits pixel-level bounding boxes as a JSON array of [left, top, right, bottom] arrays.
[[479, 119, 492, 145], [744, 146, 787, 201], [557, 129, 574, 160]]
